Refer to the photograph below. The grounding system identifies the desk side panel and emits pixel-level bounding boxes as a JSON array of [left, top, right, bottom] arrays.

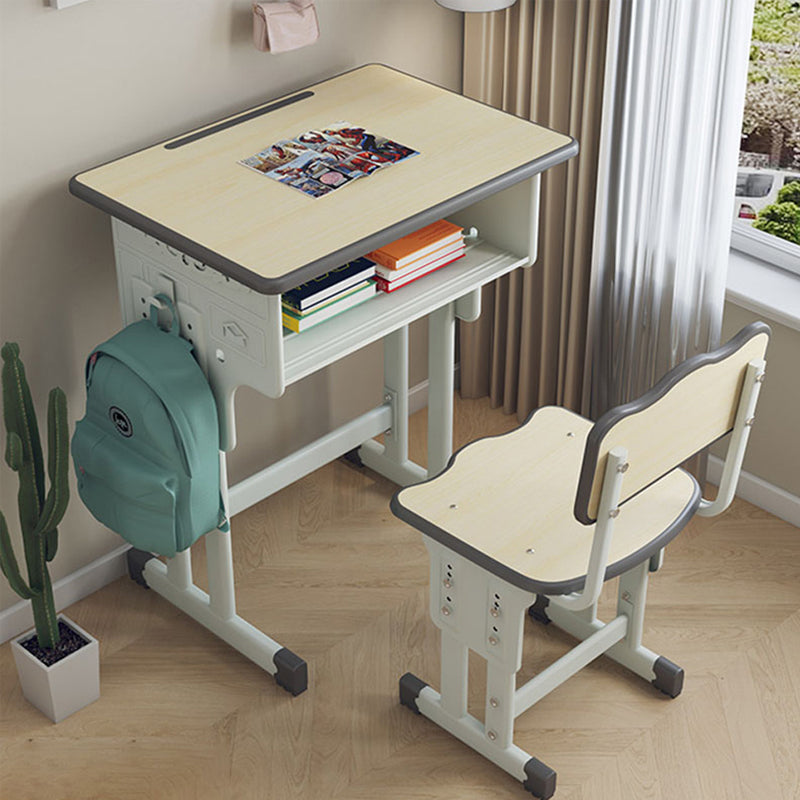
[[111, 220, 284, 450], [448, 175, 541, 265]]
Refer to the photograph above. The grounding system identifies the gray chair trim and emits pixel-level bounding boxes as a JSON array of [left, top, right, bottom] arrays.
[[573, 321, 771, 525], [390, 406, 702, 595]]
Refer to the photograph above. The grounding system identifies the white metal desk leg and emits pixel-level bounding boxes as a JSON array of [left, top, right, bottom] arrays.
[[125, 453, 308, 695], [206, 452, 236, 620], [383, 325, 410, 465], [359, 325, 428, 486], [167, 548, 193, 590], [427, 302, 456, 477]]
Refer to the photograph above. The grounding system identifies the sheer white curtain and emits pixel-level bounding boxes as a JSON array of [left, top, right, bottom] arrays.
[[585, 0, 755, 417]]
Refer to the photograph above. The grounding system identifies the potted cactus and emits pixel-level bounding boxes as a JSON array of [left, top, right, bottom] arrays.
[[1, 342, 99, 723]]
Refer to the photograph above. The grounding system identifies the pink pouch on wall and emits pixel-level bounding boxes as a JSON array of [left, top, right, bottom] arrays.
[[253, 1, 319, 53]]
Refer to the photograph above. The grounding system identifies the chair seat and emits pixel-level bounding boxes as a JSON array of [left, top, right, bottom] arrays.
[[391, 406, 701, 595]]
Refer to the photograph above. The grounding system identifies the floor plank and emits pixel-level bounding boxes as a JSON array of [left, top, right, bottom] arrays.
[[1, 394, 798, 799]]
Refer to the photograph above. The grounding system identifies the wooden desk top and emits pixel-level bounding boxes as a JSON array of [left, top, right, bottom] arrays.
[[71, 65, 576, 294]]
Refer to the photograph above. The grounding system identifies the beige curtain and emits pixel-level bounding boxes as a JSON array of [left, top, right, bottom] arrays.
[[459, 0, 608, 420]]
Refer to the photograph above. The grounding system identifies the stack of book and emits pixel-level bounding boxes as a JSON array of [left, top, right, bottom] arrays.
[[282, 257, 376, 333], [365, 219, 465, 293]]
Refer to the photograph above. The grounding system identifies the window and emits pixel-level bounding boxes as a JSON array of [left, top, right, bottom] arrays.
[[733, 0, 800, 276]]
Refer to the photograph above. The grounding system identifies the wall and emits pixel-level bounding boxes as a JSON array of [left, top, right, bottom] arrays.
[[711, 302, 800, 497], [0, 0, 463, 611]]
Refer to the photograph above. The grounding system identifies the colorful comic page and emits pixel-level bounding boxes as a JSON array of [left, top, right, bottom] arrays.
[[238, 122, 418, 198], [239, 140, 308, 174]]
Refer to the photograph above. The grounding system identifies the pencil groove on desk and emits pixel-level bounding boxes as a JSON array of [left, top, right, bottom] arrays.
[[164, 91, 315, 150]]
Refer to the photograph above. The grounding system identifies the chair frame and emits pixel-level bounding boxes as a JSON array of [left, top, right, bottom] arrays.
[[397, 326, 768, 799]]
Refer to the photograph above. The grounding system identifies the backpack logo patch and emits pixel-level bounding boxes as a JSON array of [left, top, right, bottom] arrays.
[[109, 406, 133, 438]]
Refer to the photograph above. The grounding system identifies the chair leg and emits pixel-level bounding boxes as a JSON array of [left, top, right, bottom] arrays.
[[538, 560, 684, 698], [399, 543, 558, 798], [440, 630, 468, 718]]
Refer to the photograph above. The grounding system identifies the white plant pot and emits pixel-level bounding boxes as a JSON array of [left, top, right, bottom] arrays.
[[11, 615, 99, 723]]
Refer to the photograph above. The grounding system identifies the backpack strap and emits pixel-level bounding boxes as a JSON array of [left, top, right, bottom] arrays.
[[148, 294, 230, 533]]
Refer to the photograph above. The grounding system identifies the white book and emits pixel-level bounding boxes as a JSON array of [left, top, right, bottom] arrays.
[[375, 248, 466, 292], [373, 240, 465, 281], [282, 280, 377, 333]]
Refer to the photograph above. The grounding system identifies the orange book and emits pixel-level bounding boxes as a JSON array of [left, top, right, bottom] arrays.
[[366, 219, 463, 269]]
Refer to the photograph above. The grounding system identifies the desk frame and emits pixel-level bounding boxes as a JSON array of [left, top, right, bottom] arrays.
[[114, 177, 539, 694], [72, 66, 577, 695]]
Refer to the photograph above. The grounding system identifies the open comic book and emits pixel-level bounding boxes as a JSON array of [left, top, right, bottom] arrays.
[[239, 122, 418, 198]]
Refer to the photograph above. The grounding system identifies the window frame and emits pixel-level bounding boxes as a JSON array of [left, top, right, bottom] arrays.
[[731, 219, 800, 277]]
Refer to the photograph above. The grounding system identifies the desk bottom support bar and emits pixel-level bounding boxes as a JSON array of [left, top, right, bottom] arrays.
[[228, 404, 392, 517], [140, 555, 307, 694]]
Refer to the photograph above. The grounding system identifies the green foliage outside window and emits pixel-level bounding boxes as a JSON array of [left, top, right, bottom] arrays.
[[752, 199, 800, 244], [776, 180, 800, 205]]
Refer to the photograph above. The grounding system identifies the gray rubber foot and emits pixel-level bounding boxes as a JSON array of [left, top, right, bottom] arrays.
[[340, 447, 364, 468], [652, 656, 684, 698], [523, 757, 557, 799], [528, 595, 551, 625], [273, 648, 308, 696], [648, 552, 663, 572], [399, 672, 428, 714], [127, 548, 156, 588]]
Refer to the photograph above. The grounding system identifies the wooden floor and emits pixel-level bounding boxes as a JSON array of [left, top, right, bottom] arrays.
[[1, 395, 799, 800]]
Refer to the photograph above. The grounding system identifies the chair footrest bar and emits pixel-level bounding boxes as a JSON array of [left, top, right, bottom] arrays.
[[544, 602, 660, 682], [142, 558, 295, 681], [514, 614, 628, 717]]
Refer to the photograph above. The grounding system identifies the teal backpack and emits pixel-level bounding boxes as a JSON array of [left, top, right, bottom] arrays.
[[72, 295, 228, 557]]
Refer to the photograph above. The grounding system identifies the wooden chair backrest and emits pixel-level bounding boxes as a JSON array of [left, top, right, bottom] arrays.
[[573, 322, 770, 524]]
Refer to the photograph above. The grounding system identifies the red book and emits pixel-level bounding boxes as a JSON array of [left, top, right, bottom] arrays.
[[375, 250, 465, 292], [373, 240, 465, 281]]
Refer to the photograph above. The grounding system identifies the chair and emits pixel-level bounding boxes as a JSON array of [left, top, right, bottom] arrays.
[[391, 322, 770, 798]]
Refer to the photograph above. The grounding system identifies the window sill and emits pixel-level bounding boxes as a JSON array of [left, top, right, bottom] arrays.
[[726, 246, 800, 333]]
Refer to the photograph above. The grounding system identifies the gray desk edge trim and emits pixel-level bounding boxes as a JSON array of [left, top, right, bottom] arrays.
[[68, 137, 578, 295]]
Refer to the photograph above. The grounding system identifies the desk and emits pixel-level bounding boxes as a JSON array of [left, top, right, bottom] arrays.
[[70, 65, 577, 694]]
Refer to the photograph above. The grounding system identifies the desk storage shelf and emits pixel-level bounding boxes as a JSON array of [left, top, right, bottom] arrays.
[[283, 239, 526, 384]]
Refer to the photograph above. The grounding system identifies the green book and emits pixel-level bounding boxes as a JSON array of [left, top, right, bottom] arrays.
[[282, 280, 377, 333]]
